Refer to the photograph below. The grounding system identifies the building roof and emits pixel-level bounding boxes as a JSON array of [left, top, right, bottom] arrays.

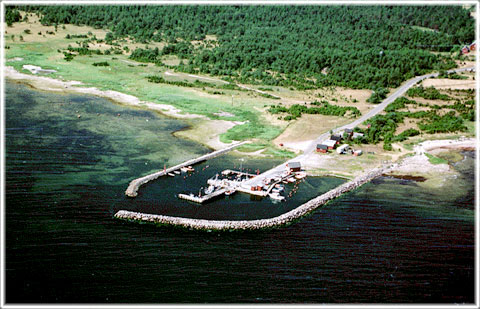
[[323, 139, 337, 147], [331, 135, 342, 141], [352, 132, 364, 138], [317, 144, 328, 150], [287, 161, 301, 169], [345, 128, 353, 133]]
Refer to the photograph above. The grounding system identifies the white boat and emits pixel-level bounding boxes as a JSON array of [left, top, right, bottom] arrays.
[[174, 170, 181, 175], [225, 189, 236, 196], [287, 177, 296, 183], [269, 192, 285, 201], [181, 166, 195, 172], [168, 173, 175, 177], [295, 172, 307, 179], [204, 185, 215, 195]]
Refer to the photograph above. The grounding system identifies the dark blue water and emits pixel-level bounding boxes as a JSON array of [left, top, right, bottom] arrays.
[[5, 81, 475, 304]]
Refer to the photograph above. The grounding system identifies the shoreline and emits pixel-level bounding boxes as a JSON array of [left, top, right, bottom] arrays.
[[5, 66, 237, 151]]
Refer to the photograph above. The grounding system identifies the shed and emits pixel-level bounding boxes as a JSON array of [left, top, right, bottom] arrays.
[[316, 144, 328, 153], [323, 139, 337, 150], [287, 161, 302, 172], [462, 45, 470, 54], [336, 144, 350, 154]]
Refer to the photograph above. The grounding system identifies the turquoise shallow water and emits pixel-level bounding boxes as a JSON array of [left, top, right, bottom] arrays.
[[5, 81, 475, 303]]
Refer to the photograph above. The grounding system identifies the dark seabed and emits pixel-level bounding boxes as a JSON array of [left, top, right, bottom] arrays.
[[5, 81, 475, 304]]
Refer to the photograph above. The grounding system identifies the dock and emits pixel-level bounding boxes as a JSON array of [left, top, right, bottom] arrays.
[[125, 141, 248, 197], [178, 188, 227, 204]]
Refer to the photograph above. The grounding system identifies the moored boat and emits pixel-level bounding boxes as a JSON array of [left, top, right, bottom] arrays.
[[269, 192, 285, 201]]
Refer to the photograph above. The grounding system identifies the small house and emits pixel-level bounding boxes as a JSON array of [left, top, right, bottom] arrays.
[[344, 128, 354, 139], [462, 45, 470, 54], [287, 161, 302, 173], [353, 150, 363, 156], [323, 139, 337, 150], [336, 144, 350, 154], [330, 134, 342, 145], [470, 41, 476, 51], [316, 144, 328, 153]]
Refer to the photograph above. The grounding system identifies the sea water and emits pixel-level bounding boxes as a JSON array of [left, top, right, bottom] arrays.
[[5, 81, 474, 303]]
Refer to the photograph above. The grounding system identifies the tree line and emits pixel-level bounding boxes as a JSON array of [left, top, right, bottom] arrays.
[[9, 5, 475, 90]]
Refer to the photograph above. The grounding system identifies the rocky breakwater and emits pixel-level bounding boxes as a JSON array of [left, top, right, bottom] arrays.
[[116, 166, 390, 230], [125, 141, 248, 197]]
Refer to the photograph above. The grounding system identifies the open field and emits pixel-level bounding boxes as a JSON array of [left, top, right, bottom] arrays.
[[422, 77, 476, 90]]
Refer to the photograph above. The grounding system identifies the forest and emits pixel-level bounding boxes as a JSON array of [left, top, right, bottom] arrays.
[[9, 5, 475, 90]]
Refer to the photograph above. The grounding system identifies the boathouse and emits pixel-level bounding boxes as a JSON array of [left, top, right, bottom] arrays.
[[316, 144, 328, 153], [287, 162, 302, 173]]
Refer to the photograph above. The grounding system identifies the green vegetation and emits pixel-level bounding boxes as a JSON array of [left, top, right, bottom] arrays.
[[5, 7, 21, 26], [407, 86, 451, 100], [425, 152, 449, 165], [418, 112, 467, 133], [357, 90, 472, 149], [367, 87, 388, 104], [92, 61, 109, 66], [438, 70, 468, 80], [385, 97, 418, 112], [17, 5, 474, 90], [268, 101, 361, 120]]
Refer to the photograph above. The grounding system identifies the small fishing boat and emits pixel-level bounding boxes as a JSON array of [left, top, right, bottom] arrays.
[[287, 177, 296, 183], [269, 192, 285, 202], [168, 173, 175, 177], [181, 166, 195, 172], [174, 170, 181, 175], [295, 172, 307, 179]]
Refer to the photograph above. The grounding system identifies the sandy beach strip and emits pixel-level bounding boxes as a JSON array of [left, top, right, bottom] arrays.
[[4, 66, 202, 119]]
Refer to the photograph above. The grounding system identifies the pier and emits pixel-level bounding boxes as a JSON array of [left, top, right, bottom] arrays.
[[115, 166, 390, 230], [178, 188, 227, 204], [125, 141, 248, 197]]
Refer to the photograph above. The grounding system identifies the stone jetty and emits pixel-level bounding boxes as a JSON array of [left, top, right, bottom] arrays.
[[125, 141, 248, 197], [116, 166, 390, 230]]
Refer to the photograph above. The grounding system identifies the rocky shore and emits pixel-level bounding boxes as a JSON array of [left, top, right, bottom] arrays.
[[115, 165, 389, 231]]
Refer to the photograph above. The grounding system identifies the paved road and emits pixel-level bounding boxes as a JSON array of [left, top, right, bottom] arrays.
[[245, 66, 475, 185]]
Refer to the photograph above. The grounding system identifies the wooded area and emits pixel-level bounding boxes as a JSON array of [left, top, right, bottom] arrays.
[[10, 5, 475, 90]]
